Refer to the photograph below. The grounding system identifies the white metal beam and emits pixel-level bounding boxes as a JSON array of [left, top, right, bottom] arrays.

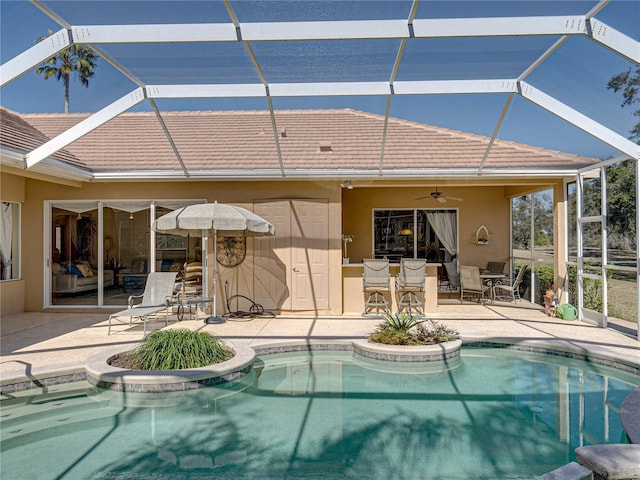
[[413, 16, 586, 38], [25, 88, 145, 168], [393, 79, 517, 95], [143, 80, 517, 99], [269, 82, 390, 97], [0, 28, 70, 87], [70, 24, 237, 44], [587, 18, 640, 64], [519, 81, 640, 160], [146, 84, 267, 98], [240, 19, 409, 41], [58, 16, 591, 45]]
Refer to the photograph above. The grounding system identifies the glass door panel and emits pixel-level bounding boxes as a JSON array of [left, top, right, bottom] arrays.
[[50, 203, 99, 306], [102, 202, 151, 303]]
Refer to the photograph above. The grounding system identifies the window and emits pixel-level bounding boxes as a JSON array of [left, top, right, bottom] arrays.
[[0, 201, 20, 280], [373, 209, 457, 263]]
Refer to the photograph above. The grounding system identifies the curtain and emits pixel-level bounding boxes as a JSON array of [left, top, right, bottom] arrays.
[[426, 211, 457, 257], [0, 202, 12, 279], [103, 201, 152, 213]]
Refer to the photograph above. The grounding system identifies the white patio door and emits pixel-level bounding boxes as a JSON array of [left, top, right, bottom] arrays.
[[254, 199, 329, 311]]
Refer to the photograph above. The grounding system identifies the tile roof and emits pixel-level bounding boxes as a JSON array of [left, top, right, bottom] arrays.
[[0, 108, 85, 167], [11, 108, 599, 175]]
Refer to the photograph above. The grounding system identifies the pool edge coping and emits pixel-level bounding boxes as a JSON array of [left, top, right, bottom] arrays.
[[2, 336, 638, 392]]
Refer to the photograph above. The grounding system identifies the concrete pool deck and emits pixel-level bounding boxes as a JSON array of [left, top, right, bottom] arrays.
[[1, 301, 639, 388]]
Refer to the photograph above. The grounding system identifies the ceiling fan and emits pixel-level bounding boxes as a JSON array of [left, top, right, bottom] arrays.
[[416, 187, 463, 203]]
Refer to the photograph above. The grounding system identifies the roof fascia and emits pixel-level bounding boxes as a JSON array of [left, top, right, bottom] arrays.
[[519, 81, 640, 160], [25, 88, 146, 168], [90, 167, 583, 181], [1, 149, 90, 185], [577, 154, 632, 173]]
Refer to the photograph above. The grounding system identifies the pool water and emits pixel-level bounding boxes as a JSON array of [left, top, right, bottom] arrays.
[[1, 348, 638, 480]]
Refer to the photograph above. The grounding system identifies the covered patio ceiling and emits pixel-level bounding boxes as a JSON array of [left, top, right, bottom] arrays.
[[1, 0, 638, 179]]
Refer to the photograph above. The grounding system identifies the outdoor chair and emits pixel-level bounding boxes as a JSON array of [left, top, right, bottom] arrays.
[[395, 258, 426, 315], [108, 272, 178, 335], [486, 261, 506, 274], [181, 261, 203, 297], [362, 258, 391, 316], [494, 266, 528, 302], [459, 265, 491, 304]]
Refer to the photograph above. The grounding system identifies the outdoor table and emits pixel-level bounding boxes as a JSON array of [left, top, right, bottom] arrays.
[[479, 273, 507, 302], [183, 297, 213, 321]]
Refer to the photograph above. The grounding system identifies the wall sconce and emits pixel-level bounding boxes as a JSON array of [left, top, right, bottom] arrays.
[[340, 180, 353, 189]]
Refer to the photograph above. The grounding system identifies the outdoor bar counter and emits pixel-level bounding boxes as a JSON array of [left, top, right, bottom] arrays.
[[342, 262, 441, 315]]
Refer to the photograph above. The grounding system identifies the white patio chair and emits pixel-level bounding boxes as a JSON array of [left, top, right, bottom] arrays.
[[460, 265, 491, 304], [362, 258, 391, 316], [395, 258, 426, 315], [108, 272, 178, 335], [494, 266, 528, 302]]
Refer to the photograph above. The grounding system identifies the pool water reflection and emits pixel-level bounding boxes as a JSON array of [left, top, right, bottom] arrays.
[[1, 348, 638, 479]]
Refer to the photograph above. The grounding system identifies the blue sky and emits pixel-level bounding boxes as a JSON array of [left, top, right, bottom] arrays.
[[1, 0, 638, 160]]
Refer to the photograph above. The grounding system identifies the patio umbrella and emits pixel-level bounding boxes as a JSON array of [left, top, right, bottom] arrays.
[[152, 202, 275, 323]]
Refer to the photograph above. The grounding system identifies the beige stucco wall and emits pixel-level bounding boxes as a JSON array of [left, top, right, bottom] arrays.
[[3, 171, 568, 316], [19, 178, 343, 313], [0, 172, 26, 316], [342, 185, 511, 269]]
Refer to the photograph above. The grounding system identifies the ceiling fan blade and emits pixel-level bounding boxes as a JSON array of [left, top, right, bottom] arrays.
[[445, 196, 464, 202], [437, 196, 447, 203], [415, 195, 432, 200]]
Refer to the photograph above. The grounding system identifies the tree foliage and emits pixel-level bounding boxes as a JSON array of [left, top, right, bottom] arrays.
[[512, 191, 554, 250], [606, 160, 637, 249], [607, 66, 640, 143], [35, 30, 98, 113]]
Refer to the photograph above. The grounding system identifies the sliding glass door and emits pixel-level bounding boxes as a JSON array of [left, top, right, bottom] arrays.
[[47, 199, 204, 308]]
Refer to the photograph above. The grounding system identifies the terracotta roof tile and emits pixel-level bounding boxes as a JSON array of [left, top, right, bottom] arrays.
[[13, 108, 599, 173], [0, 107, 85, 167]]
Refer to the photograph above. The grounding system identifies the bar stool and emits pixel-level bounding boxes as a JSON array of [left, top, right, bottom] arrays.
[[362, 259, 391, 316], [395, 258, 426, 315]]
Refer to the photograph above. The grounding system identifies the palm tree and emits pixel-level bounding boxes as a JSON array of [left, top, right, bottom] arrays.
[[35, 30, 99, 113]]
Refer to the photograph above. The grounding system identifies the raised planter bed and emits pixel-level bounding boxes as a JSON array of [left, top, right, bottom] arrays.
[[85, 343, 255, 392]]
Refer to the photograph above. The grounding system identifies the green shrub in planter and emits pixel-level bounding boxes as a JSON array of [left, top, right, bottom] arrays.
[[133, 329, 231, 370], [369, 315, 459, 346]]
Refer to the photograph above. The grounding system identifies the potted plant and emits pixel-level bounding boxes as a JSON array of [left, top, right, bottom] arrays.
[[342, 234, 354, 264], [426, 242, 440, 262]]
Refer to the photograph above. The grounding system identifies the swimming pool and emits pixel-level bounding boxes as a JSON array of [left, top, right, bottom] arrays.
[[1, 347, 638, 479]]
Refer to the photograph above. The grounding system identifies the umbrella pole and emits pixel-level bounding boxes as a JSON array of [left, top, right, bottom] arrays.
[[206, 229, 225, 324]]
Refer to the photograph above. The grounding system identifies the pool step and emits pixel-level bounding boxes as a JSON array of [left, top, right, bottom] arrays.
[[574, 444, 640, 480], [535, 461, 593, 480]]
